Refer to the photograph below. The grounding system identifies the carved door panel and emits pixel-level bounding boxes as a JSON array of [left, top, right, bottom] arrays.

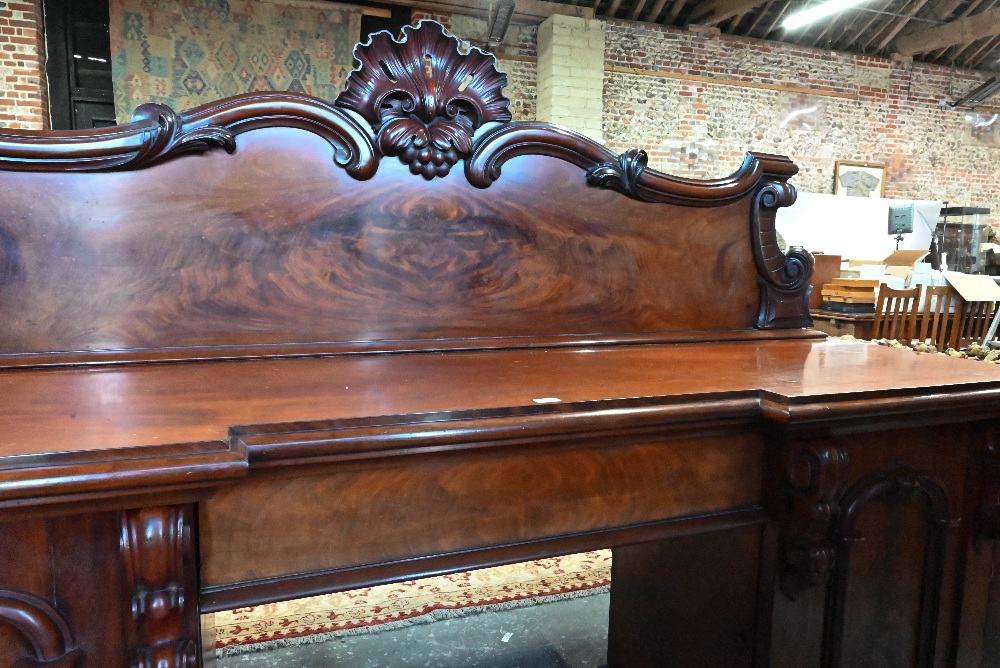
[[771, 425, 973, 668]]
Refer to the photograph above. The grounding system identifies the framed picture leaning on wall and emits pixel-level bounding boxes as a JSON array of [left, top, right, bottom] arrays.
[[834, 160, 886, 198]]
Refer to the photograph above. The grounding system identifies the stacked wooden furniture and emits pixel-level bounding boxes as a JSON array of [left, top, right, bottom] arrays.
[[820, 278, 879, 314], [2, 22, 1000, 668]]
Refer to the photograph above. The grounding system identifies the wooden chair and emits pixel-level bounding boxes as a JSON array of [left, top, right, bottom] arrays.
[[915, 285, 962, 349], [871, 286, 920, 342], [956, 298, 1000, 348]]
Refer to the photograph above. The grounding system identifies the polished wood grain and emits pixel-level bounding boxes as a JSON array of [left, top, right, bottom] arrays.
[[3, 339, 1000, 463], [1, 21, 999, 667], [199, 429, 764, 588], [0, 143, 770, 355]]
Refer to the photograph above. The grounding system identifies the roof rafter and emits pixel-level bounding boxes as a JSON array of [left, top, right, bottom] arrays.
[[687, 0, 771, 26], [876, 0, 933, 50], [894, 4, 1000, 55]]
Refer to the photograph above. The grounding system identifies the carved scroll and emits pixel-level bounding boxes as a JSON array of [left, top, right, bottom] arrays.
[[0, 92, 377, 178], [336, 20, 510, 179], [120, 506, 198, 668], [824, 464, 956, 668], [780, 440, 850, 601], [751, 172, 814, 329], [0, 589, 81, 667]]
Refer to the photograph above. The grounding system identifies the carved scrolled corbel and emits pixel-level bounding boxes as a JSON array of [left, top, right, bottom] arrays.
[[780, 439, 850, 600], [120, 506, 198, 668], [752, 173, 814, 329], [0, 589, 82, 667]]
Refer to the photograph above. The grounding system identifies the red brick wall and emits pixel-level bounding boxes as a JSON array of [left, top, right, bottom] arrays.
[[602, 20, 999, 210], [0, 0, 47, 129]]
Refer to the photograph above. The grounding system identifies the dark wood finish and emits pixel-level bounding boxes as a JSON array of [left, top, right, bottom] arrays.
[[120, 506, 200, 668], [608, 526, 764, 667], [0, 20, 999, 668]]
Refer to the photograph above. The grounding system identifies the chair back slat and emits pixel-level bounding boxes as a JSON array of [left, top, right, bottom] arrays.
[[916, 285, 961, 349], [872, 286, 920, 342], [956, 298, 1000, 348]]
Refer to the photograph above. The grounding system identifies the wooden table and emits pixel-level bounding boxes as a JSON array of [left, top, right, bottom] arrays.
[[811, 309, 875, 339]]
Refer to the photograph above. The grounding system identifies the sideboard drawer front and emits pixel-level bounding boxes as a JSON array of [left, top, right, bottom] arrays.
[[198, 430, 764, 588]]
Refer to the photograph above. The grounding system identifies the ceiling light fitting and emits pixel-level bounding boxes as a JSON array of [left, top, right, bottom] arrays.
[[487, 0, 515, 43], [782, 0, 870, 31]]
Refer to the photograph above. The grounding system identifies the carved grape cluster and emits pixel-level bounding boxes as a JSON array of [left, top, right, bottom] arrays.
[[400, 141, 459, 178]]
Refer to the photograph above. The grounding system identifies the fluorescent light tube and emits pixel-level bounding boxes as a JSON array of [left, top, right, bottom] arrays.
[[783, 0, 868, 31]]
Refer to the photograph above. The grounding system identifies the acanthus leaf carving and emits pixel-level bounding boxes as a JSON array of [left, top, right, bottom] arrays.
[[586, 148, 649, 198], [0, 589, 82, 667], [780, 439, 849, 601], [129, 103, 236, 167], [336, 20, 510, 179]]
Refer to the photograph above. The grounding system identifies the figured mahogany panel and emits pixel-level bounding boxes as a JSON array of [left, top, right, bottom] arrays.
[[0, 135, 770, 356], [198, 429, 765, 588]]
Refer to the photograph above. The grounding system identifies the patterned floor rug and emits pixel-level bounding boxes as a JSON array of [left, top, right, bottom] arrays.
[[212, 549, 612, 656]]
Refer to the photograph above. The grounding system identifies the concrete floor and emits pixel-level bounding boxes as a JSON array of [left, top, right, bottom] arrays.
[[217, 590, 610, 668]]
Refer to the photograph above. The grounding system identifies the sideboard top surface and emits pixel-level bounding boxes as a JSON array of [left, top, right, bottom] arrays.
[[2, 338, 999, 460]]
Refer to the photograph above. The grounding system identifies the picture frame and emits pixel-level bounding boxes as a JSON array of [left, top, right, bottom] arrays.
[[833, 160, 886, 199]]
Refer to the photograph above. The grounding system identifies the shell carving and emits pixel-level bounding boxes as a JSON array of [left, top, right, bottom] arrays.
[[336, 21, 511, 179]]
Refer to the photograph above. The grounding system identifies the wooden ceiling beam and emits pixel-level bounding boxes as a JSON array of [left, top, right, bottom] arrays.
[[832, 0, 888, 50], [727, 9, 750, 32], [687, 0, 770, 26], [894, 5, 1000, 55], [876, 0, 932, 50], [645, 0, 673, 23], [629, 0, 651, 20], [745, 0, 775, 36], [959, 34, 998, 64], [968, 34, 1000, 66], [666, 0, 688, 23], [925, 0, 966, 21], [606, 0, 626, 17], [763, 0, 793, 35]]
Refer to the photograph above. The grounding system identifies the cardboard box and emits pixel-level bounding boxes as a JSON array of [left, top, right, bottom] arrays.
[[943, 272, 1000, 302], [883, 249, 930, 266]]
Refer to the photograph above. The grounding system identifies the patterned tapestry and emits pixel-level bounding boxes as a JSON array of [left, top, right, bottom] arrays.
[[109, 0, 361, 123]]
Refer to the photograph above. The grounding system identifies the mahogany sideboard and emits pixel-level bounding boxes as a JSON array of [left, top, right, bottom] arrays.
[[2, 22, 1000, 668]]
